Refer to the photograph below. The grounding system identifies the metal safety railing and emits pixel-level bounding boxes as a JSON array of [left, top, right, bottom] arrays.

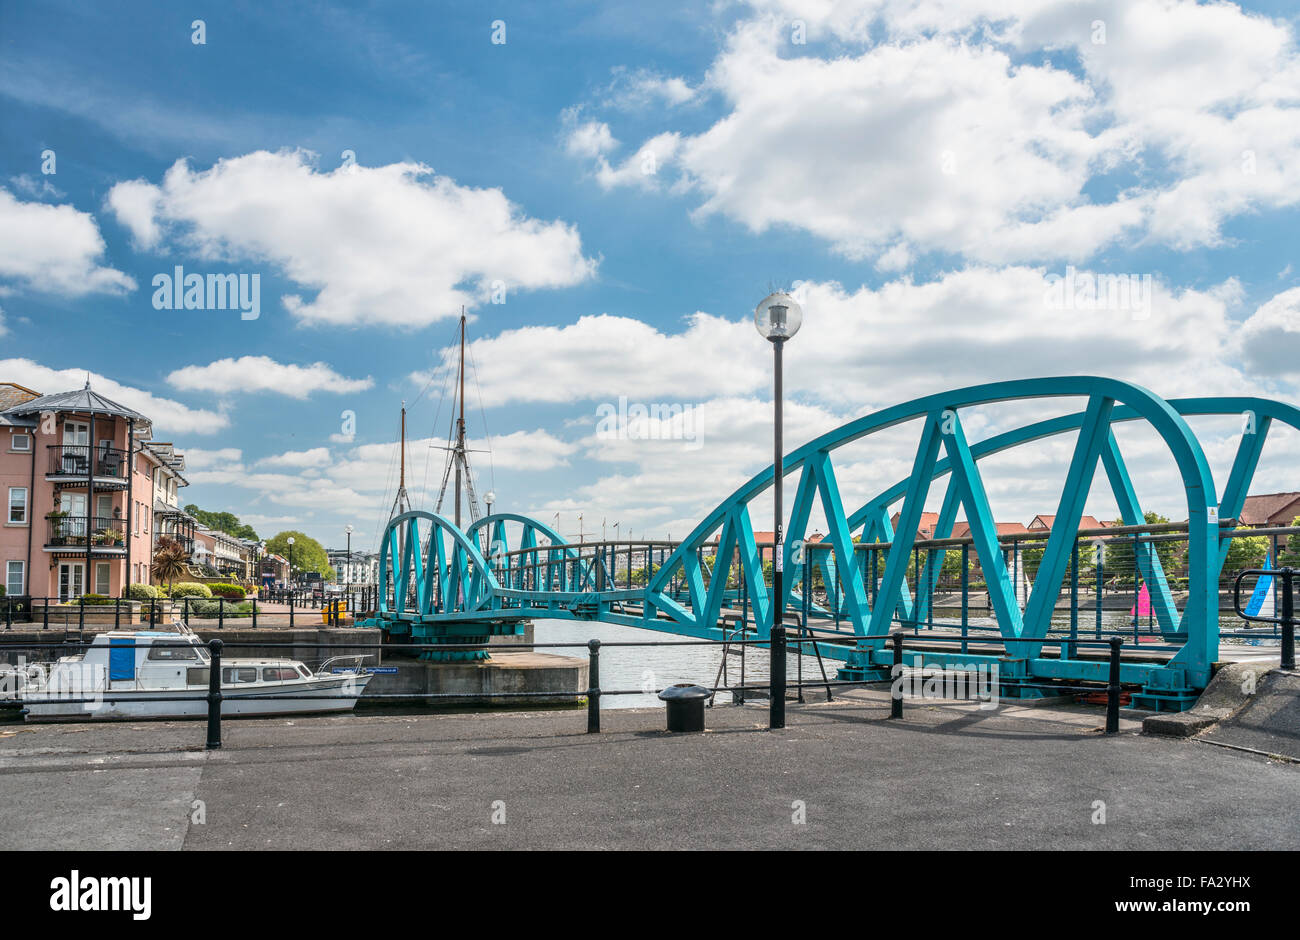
[[0, 627, 1164, 750], [0, 590, 382, 633]]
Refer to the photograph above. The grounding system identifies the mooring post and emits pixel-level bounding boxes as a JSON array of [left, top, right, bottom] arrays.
[[1106, 635, 1123, 734], [586, 639, 601, 733], [1281, 568, 1295, 672], [890, 630, 904, 719], [206, 638, 223, 750]]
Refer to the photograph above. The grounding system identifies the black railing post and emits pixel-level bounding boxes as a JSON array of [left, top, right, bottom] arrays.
[[890, 630, 904, 719], [251, 596, 257, 629], [586, 639, 600, 734], [183, 597, 189, 623], [1106, 635, 1123, 734], [770, 624, 786, 730], [289, 591, 295, 629], [113, 598, 120, 630], [206, 639, 223, 750], [1282, 568, 1295, 672], [218, 597, 224, 630]]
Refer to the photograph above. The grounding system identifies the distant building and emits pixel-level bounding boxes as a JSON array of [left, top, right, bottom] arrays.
[[0, 380, 192, 600], [1026, 514, 1106, 533], [327, 548, 377, 585], [1238, 492, 1300, 528]]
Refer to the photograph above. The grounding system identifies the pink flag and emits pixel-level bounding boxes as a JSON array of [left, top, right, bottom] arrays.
[[1129, 582, 1151, 618]]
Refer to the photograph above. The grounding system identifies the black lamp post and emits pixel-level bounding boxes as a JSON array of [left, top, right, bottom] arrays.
[[344, 524, 353, 587], [755, 291, 803, 730], [287, 536, 295, 588]]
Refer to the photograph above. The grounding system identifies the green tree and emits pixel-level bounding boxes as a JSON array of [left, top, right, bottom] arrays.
[[1223, 535, 1270, 575], [185, 503, 259, 540], [1280, 515, 1300, 567], [265, 531, 333, 579], [1103, 512, 1185, 586]]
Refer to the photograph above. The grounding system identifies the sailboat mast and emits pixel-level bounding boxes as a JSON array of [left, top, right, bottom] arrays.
[[454, 308, 466, 528], [390, 400, 411, 519]]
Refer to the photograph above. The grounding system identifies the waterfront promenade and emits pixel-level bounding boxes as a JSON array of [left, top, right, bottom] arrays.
[[2, 689, 1295, 851]]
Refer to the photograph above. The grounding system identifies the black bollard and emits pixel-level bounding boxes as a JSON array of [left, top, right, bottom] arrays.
[[1106, 635, 1123, 734], [586, 639, 600, 734], [206, 639, 224, 750], [890, 630, 904, 719]]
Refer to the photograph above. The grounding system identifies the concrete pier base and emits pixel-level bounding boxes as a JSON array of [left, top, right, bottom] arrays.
[[361, 651, 588, 709]]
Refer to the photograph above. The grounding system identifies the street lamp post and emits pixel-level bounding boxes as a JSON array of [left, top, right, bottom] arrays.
[[287, 536, 295, 589], [345, 525, 353, 588], [755, 291, 803, 731]]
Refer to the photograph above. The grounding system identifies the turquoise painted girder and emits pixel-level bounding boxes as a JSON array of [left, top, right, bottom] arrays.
[[644, 377, 1223, 685], [372, 382, 1296, 692], [848, 396, 1300, 649], [378, 511, 501, 622]]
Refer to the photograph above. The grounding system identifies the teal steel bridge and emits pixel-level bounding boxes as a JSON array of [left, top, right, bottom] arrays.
[[364, 377, 1300, 710]]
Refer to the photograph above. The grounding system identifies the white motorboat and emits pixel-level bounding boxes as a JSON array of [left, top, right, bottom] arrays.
[[0, 623, 373, 721]]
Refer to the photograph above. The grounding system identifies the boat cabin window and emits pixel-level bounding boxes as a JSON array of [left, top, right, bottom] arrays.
[[222, 667, 258, 684], [297, 665, 312, 678], [263, 667, 298, 681], [147, 643, 200, 661], [187, 667, 210, 686]]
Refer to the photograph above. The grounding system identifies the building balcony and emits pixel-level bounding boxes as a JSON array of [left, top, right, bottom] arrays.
[[46, 445, 130, 488], [44, 515, 129, 553]]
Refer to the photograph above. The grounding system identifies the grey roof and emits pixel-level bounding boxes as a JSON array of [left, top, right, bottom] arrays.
[[1, 383, 150, 422], [0, 413, 36, 428]]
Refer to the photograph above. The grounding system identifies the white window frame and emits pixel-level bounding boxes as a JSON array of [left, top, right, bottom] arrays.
[[94, 562, 110, 596], [10, 433, 31, 452], [7, 487, 27, 525], [5, 561, 23, 596]]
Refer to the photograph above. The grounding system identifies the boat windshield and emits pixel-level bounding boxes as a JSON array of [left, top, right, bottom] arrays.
[[147, 642, 202, 662]]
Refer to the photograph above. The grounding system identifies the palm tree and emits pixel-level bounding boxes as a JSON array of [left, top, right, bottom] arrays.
[[151, 537, 189, 594]]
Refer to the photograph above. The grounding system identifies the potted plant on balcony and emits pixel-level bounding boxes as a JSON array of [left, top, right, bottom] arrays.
[[103, 528, 125, 546]]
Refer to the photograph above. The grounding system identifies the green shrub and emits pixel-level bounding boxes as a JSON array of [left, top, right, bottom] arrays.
[[185, 599, 253, 618], [127, 583, 162, 600], [65, 594, 114, 606], [208, 582, 247, 599], [169, 582, 213, 599]]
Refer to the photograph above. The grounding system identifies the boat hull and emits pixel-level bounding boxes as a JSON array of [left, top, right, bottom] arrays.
[[21, 675, 373, 722]]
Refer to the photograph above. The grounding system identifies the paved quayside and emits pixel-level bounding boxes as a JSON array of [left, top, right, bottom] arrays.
[[1, 688, 1296, 851]]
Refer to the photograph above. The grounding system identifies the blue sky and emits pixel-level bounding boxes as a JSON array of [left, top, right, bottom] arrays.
[[2, 0, 1300, 551]]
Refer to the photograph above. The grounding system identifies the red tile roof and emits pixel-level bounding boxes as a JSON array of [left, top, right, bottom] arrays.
[[1240, 493, 1300, 527]]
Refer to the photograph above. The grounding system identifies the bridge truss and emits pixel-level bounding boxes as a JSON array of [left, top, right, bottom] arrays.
[[367, 377, 1300, 709]]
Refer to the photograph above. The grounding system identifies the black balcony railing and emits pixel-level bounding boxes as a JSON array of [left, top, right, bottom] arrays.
[[45, 515, 128, 549], [46, 445, 129, 482]]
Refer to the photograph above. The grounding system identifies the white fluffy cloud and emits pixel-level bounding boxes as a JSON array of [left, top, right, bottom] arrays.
[[183, 447, 242, 470], [0, 189, 134, 296], [0, 358, 228, 433], [166, 356, 373, 399], [570, 0, 1300, 267], [1238, 287, 1300, 378], [259, 447, 333, 469], [106, 149, 597, 326], [416, 266, 1256, 411]]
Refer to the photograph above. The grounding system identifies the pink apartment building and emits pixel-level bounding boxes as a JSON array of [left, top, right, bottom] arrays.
[[0, 380, 193, 601]]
